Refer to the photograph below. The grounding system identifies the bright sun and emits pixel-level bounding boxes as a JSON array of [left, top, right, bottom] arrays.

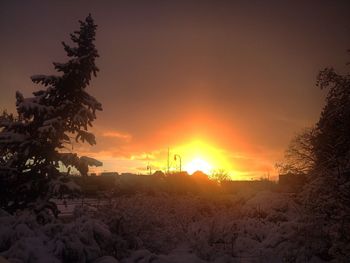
[[184, 157, 212, 175], [173, 139, 232, 176]]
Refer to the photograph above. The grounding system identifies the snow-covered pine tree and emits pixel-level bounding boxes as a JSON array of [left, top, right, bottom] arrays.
[[0, 14, 102, 218]]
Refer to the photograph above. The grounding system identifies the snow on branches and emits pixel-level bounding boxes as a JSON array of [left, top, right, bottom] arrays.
[[0, 14, 102, 216]]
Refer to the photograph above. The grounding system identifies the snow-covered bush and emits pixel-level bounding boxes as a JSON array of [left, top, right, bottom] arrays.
[[0, 209, 115, 263], [90, 191, 314, 262], [2, 189, 335, 262]]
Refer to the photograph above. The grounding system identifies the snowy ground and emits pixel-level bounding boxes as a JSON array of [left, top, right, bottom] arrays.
[[0, 191, 326, 263]]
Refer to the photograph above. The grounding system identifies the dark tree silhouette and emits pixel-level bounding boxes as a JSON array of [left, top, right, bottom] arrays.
[[210, 169, 230, 183], [314, 66, 350, 175], [279, 52, 350, 261], [278, 57, 350, 177], [276, 127, 317, 175], [0, 14, 102, 219]]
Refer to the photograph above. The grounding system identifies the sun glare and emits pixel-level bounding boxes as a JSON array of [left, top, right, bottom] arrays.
[[173, 139, 232, 176], [184, 157, 212, 174]]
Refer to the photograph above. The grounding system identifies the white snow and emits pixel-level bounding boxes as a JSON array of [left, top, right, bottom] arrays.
[[0, 190, 329, 263]]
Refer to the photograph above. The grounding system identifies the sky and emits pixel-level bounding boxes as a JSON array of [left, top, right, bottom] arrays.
[[0, 1, 349, 179]]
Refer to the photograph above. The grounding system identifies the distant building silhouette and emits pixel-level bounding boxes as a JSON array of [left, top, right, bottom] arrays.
[[191, 170, 209, 181], [101, 172, 119, 177], [152, 170, 165, 177]]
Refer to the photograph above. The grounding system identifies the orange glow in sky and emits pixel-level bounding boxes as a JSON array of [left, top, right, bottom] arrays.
[[78, 114, 278, 180], [173, 140, 231, 175]]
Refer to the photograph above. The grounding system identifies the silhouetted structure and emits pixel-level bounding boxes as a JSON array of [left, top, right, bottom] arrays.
[[101, 172, 119, 177], [192, 170, 210, 181], [153, 170, 165, 177]]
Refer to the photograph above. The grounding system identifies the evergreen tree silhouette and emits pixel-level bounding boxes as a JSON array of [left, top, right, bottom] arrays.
[[0, 14, 102, 220]]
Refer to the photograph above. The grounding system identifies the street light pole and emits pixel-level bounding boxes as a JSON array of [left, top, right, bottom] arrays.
[[147, 163, 152, 175], [174, 154, 182, 172], [167, 147, 170, 174]]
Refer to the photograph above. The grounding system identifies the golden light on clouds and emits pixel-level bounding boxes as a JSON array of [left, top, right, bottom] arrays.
[[73, 119, 279, 179], [102, 131, 132, 142]]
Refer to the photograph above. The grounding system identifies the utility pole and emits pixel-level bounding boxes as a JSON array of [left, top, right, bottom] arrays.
[[174, 154, 182, 172], [147, 163, 152, 175], [167, 147, 170, 174]]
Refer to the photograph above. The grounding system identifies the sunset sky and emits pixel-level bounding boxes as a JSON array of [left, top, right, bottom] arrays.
[[1, 1, 349, 179]]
